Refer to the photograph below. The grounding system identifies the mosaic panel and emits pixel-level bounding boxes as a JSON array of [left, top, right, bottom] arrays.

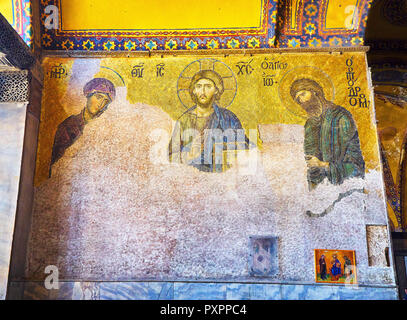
[[25, 52, 394, 288]]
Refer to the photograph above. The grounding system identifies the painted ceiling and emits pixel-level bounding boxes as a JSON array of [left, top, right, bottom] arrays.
[[0, 0, 376, 52], [2, 0, 406, 52]]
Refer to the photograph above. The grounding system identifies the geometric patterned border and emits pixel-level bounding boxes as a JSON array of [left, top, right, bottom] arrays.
[[40, 0, 278, 51], [10, 0, 33, 46], [37, 0, 377, 51], [277, 0, 373, 48]]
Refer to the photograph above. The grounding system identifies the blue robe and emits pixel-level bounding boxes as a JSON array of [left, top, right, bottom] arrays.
[[331, 258, 342, 276], [169, 103, 252, 172]]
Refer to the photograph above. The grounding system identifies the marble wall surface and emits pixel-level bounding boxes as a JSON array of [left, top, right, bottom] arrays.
[[6, 281, 399, 300], [0, 102, 27, 299], [26, 54, 395, 288]]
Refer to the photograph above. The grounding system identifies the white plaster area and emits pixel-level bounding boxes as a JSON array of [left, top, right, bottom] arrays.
[[0, 103, 27, 299], [28, 90, 394, 285]]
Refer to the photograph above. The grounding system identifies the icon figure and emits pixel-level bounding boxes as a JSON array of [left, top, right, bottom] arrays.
[[330, 254, 342, 281], [49, 78, 116, 177], [319, 254, 328, 280], [169, 69, 252, 173], [290, 78, 365, 190]]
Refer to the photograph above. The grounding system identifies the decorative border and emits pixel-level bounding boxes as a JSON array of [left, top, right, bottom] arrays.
[[277, 0, 373, 48], [283, 0, 304, 35], [40, 0, 278, 51], [56, 0, 268, 36], [10, 0, 32, 46]]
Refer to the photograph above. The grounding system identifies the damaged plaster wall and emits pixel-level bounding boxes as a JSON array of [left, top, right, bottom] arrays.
[[26, 53, 395, 286]]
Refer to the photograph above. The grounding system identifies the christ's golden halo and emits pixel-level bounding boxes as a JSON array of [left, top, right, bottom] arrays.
[[177, 58, 237, 110]]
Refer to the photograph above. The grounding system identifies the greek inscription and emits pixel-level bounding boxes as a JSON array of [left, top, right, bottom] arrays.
[[236, 60, 254, 76], [346, 58, 370, 108], [132, 64, 145, 78], [156, 63, 165, 77], [261, 58, 288, 71], [49, 64, 67, 79], [262, 73, 275, 87]]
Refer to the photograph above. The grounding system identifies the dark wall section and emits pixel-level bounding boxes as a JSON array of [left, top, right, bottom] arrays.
[[8, 72, 43, 282]]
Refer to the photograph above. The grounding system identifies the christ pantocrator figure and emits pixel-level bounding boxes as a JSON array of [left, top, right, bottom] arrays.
[[169, 70, 252, 173]]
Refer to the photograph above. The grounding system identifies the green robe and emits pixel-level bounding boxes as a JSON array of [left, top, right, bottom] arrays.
[[304, 102, 365, 189]]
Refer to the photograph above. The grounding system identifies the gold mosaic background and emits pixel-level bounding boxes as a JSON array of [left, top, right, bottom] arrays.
[[35, 52, 379, 185]]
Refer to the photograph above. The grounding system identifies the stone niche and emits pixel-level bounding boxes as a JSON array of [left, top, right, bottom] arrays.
[[249, 236, 278, 277]]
